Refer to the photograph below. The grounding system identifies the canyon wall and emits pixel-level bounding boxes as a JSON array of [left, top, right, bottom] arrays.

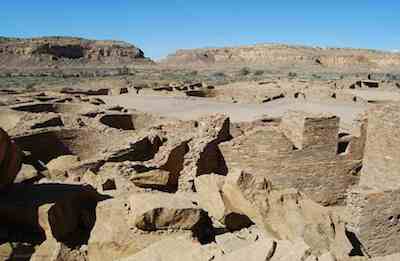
[[0, 36, 152, 69], [162, 44, 400, 69]]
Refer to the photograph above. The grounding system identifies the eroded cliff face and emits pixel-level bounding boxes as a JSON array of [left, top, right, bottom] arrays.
[[162, 44, 400, 69], [0, 36, 151, 68]]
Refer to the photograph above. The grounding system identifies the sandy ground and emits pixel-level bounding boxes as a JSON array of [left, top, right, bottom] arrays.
[[102, 93, 367, 126]]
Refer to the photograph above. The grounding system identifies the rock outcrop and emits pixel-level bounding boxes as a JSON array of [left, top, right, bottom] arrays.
[[221, 169, 271, 234], [0, 36, 152, 75], [162, 43, 400, 70], [116, 236, 218, 261], [129, 192, 211, 233]]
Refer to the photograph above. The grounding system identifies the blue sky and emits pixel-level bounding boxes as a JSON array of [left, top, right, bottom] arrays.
[[1, 1, 399, 59]]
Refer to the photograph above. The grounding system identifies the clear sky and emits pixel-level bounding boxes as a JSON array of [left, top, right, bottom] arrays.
[[1, 1, 399, 59]]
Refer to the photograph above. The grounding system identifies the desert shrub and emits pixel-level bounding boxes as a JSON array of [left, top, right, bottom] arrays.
[[211, 72, 225, 78], [187, 70, 198, 77], [239, 67, 251, 76], [25, 82, 36, 91], [207, 72, 227, 84], [288, 72, 297, 78], [254, 70, 264, 76], [385, 73, 400, 81]]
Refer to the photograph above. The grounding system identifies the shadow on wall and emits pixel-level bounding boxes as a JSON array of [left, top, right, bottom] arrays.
[[0, 183, 111, 259], [345, 229, 365, 257]]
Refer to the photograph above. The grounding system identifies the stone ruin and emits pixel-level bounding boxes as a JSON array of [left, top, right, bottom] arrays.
[[0, 89, 400, 260], [221, 110, 366, 205], [347, 104, 400, 258]]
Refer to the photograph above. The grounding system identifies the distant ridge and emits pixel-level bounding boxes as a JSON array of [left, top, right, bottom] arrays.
[[0, 36, 152, 69], [162, 42, 400, 69]]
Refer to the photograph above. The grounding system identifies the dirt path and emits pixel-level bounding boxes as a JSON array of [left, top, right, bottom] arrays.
[[102, 93, 367, 125]]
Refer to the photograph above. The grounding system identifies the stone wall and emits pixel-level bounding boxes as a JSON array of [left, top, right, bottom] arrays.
[[220, 112, 365, 205], [347, 104, 400, 257], [281, 111, 339, 158], [359, 104, 400, 190], [347, 187, 400, 257]]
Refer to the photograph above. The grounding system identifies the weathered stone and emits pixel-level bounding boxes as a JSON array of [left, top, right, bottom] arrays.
[[88, 196, 139, 261], [346, 104, 400, 257], [46, 155, 80, 179], [265, 188, 350, 257], [106, 134, 163, 163], [359, 104, 400, 190], [101, 178, 116, 191], [31, 116, 64, 129], [347, 187, 400, 257], [305, 255, 318, 261], [371, 253, 400, 261], [45, 186, 103, 247], [220, 169, 348, 256], [43, 242, 87, 261], [0, 182, 107, 260], [81, 170, 101, 189], [129, 192, 211, 232], [221, 169, 272, 234], [213, 234, 316, 261], [194, 174, 226, 222], [30, 238, 62, 261], [0, 243, 13, 261], [318, 252, 336, 261], [179, 114, 231, 191], [215, 238, 276, 261], [0, 127, 22, 188], [25, 184, 105, 252], [130, 169, 170, 190], [270, 239, 312, 261], [214, 226, 262, 254], [99, 112, 157, 131], [14, 164, 39, 183], [149, 139, 190, 191], [117, 236, 219, 261]]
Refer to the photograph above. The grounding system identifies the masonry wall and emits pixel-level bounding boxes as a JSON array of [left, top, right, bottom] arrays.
[[303, 115, 339, 157], [346, 104, 400, 257], [280, 111, 306, 150], [360, 104, 400, 190], [347, 187, 400, 257], [341, 115, 367, 161], [281, 111, 339, 158], [220, 112, 365, 205]]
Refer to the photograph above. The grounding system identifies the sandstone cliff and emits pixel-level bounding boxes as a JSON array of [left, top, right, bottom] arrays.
[[162, 43, 400, 69], [0, 36, 152, 69]]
